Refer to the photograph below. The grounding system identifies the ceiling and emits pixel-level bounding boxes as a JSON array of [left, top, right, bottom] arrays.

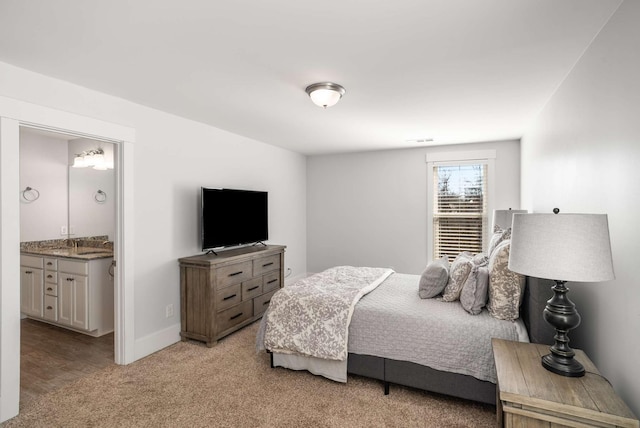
[[0, 0, 622, 155]]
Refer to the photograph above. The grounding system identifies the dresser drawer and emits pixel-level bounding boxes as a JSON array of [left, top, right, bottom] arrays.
[[44, 282, 58, 296], [45, 270, 58, 284], [216, 284, 242, 311], [242, 277, 263, 300], [253, 254, 280, 276], [43, 295, 58, 321], [263, 271, 280, 293], [44, 258, 58, 270], [216, 300, 252, 334], [216, 261, 253, 289], [254, 290, 277, 317]]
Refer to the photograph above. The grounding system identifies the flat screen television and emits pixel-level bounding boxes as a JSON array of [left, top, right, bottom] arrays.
[[201, 187, 268, 251]]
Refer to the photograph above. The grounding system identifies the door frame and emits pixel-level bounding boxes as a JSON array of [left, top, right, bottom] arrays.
[[0, 96, 135, 422]]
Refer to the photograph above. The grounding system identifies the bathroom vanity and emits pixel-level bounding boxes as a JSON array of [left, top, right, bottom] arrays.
[[20, 240, 114, 337]]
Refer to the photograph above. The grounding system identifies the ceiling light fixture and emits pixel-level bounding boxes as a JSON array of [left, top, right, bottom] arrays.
[[305, 82, 346, 108]]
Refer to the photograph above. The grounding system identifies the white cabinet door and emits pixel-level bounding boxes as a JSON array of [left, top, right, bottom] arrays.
[[20, 266, 44, 317], [71, 275, 89, 330], [58, 273, 89, 330]]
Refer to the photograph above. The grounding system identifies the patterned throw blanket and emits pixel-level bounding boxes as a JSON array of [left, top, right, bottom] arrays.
[[263, 266, 393, 361]]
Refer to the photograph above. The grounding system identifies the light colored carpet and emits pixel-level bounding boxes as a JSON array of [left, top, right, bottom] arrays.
[[3, 321, 495, 427]]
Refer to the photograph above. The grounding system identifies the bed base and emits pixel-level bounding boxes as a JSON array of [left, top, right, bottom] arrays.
[[347, 353, 496, 405], [269, 351, 495, 404]]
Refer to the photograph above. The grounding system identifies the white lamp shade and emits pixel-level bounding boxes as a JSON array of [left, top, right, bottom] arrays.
[[493, 209, 527, 229], [509, 213, 615, 282]]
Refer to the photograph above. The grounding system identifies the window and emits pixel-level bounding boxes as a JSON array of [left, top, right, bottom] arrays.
[[426, 151, 495, 262]]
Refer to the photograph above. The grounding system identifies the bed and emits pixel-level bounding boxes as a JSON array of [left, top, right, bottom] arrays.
[[257, 267, 554, 406]]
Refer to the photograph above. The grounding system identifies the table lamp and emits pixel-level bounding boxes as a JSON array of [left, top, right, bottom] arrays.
[[493, 209, 528, 229], [508, 209, 615, 377]]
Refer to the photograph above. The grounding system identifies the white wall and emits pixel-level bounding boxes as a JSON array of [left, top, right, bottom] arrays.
[[19, 131, 68, 241], [521, 0, 639, 414], [0, 61, 307, 351], [307, 140, 520, 274]]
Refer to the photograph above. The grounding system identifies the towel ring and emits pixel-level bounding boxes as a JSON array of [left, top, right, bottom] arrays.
[[94, 189, 107, 203], [21, 186, 40, 202]]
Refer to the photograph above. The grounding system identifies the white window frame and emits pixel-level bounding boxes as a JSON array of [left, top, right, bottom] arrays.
[[426, 150, 495, 262]]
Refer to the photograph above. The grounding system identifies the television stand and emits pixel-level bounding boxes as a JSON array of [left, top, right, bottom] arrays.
[[179, 244, 286, 347], [252, 241, 267, 247]]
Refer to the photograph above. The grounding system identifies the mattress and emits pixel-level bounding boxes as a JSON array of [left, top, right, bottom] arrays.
[[269, 272, 529, 383]]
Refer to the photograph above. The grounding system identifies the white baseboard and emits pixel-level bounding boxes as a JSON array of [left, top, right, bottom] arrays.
[[133, 322, 181, 361]]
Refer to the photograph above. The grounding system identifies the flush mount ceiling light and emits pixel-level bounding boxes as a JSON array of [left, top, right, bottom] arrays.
[[305, 82, 346, 108]]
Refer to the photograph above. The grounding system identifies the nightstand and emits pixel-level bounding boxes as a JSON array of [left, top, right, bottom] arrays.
[[492, 339, 638, 428]]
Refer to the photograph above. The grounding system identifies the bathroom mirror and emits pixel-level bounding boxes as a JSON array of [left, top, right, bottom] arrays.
[[68, 139, 116, 240], [19, 129, 116, 243]]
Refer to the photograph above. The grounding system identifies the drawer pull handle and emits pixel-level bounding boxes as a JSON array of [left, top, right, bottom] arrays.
[[25, 271, 32, 274], [47, 275, 53, 278], [262, 262, 274, 267], [230, 312, 243, 320], [223, 294, 237, 301], [46, 306, 53, 310], [47, 262, 53, 266], [267, 279, 277, 284], [247, 286, 259, 291], [47, 287, 53, 291], [229, 271, 243, 277], [67, 277, 74, 281], [263, 300, 271, 305]]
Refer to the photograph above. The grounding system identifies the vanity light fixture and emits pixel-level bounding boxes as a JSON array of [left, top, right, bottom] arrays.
[[305, 82, 346, 108], [72, 148, 113, 170]]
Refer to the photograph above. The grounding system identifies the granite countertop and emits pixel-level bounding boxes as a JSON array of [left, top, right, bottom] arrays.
[[21, 247, 113, 260], [21, 236, 114, 260]]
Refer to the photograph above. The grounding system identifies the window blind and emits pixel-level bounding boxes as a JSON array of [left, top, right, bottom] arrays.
[[433, 164, 487, 261]]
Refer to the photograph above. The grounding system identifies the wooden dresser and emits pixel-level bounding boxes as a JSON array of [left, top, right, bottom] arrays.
[[493, 338, 639, 428], [179, 244, 285, 347]]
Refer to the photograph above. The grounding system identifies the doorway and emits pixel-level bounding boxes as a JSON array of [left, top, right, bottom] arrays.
[[0, 102, 135, 422], [19, 128, 116, 405]]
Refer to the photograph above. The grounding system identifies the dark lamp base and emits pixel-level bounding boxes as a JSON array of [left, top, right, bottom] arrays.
[[542, 353, 585, 377], [542, 280, 586, 378]]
